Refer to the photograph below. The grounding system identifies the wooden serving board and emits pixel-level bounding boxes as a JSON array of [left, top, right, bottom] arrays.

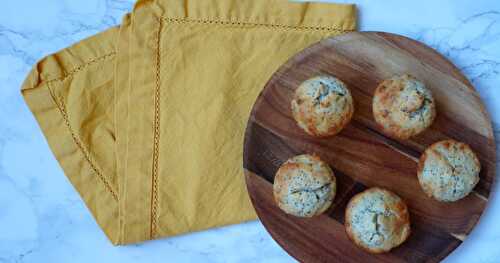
[[243, 32, 496, 263]]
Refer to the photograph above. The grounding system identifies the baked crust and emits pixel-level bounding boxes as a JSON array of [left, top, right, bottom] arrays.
[[291, 75, 354, 137], [373, 74, 436, 139], [345, 187, 411, 253], [273, 154, 336, 217], [417, 139, 480, 202]]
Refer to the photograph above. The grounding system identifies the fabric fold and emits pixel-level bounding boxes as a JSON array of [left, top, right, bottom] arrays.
[[21, 27, 120, 244]]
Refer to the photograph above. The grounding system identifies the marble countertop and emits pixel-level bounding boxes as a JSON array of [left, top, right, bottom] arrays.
[[1, 0, 499, 262]]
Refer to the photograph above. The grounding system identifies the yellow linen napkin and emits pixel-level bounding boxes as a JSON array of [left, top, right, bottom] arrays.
[[21, 0, 356, 245], [22, 27, 121, 242]]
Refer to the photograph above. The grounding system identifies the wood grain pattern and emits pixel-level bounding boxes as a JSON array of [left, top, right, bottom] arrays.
[[243, 32, 496, 263]]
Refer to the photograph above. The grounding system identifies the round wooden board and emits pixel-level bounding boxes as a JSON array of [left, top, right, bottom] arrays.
[[243, 32, 496, 263]]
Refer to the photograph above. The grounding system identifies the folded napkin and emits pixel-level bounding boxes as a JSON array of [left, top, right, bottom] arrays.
[[21, 0, 356, 245]]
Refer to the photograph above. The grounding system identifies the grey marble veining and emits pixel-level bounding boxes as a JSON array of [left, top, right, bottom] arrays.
[[0, 0, 499, 262]]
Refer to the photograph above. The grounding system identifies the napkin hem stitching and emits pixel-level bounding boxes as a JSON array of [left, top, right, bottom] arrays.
[[44, 55, 119, 202], [162, 17, 353, 32], [42, 52, 117, 86], [150, 18, 162, 239]]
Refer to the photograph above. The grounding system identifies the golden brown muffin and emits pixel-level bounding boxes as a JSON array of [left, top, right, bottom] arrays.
[[372, 74, 436, 139], [291, 75, 354, 137], [417, 140, 481, 202], [273, 154, 336, 217], [345, 188, 411, 254]]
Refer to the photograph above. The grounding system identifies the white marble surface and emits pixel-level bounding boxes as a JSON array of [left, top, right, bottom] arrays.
[[0, 0, 499, 262]]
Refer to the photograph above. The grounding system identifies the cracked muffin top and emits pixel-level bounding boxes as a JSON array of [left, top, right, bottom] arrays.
[[291, 75, 354, 137], [345, 187, 411, 253], [372, 74, 436, 139], [273, 154, 336, 217], [417, 139, 481, 202]]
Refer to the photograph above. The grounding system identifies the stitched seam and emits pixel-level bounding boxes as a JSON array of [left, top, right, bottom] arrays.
[[162, 17, 352, 32], [150, 18, 162, 239], [42, 52, 116, 86], [46, 82, 118, 202]]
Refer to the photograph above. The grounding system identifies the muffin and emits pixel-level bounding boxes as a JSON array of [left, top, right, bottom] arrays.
[[291, 75, 354, 137], [345, 188, 411, 253], [372, 74, 436, 139], [273, 154, 336, 217], [417, 140, 481, 202]]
